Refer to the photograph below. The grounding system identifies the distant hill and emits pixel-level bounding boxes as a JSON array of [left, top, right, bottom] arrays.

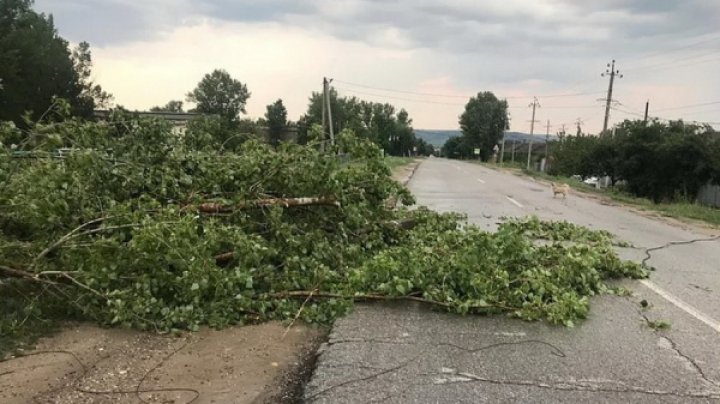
[[415, 129, 556, 147]]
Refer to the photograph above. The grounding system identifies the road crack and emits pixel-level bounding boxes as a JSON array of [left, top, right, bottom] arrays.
[[658, 334, 720, 388], [436, 339, 566, 358], [633, 305, 720, 389], [434, 368, 720, 399], [326, 338, 566, 358], [642, 235, 720, 266], [305, 355, 419, 401]]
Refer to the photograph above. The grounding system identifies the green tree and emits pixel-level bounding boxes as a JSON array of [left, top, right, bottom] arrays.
[[0, 0, 98, 125], [442, 135, 472, 159], [264, 98, 287, 147], [150, 100, 184, 113], [186, 69, 250, 125], [459, 92, 509, 161], [614, 120, 718, 202], [297, 87, 421, 156], [549, 135, 598, 178], [71, 41, 112, 115]]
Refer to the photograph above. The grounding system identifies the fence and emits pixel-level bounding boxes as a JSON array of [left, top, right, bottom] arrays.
[[697, 184, 720, 208]]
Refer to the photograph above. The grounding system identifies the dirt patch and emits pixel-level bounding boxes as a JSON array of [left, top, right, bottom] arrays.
[[0, 322, 327, 404]]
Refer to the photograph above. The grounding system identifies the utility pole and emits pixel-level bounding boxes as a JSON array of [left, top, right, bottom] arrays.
[[321, 80, 326, 137], [601, 60, 623, 135], [511, 138, 516, 162], [321, 80, 327, 150], [544, 120, 551, 160], [500, 129, 506, 164], [527, 97, 540, 170], [558, 123, 567, 142], [323, 77, 335, 146], [500, 113, 510, 165], [575, 118, 584, 136], [644, 100, 649, 124]]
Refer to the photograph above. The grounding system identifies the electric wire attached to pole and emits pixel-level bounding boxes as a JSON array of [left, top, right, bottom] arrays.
[[544, 120, 551, 170], [601, 60, 623, 135], [527, 97, 540, 170]]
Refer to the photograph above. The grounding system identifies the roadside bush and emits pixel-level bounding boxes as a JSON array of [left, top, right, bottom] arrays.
[[550, 120, 720, 203]]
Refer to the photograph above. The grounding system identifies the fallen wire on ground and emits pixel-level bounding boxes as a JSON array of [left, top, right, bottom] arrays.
[[1, 113, 648, 358], [0, 348, 201, 403]]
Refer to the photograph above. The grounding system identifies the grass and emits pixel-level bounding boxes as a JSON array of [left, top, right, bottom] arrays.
[[384, 156, 416, 170], [482, 162, 720, 228]]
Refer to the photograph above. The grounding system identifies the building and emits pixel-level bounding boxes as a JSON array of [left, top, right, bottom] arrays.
[[93, 110, 202, 136]]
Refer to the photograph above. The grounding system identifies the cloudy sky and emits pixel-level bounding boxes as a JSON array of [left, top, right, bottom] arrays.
[[36, 0, 720, 133]]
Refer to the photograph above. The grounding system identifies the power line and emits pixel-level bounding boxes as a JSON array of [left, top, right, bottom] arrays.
[[334, 87, 465, 106], [626, 55, 720, 76], [611, 106, 720, 126], [623, 50, 719, 72], [333, 78, 605, 100], [527, 97, 540, 170], [334, 79, 468, 99], [653, 100, 720, 112], [508, 105, 600, 109], [623, 33, 720, 67]]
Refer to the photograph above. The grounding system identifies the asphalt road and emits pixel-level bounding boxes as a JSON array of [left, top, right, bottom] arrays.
[[306, 157, 720, 403]]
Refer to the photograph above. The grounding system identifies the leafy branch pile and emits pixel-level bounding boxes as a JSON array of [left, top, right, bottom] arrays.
[[1, 114, 646, 345]]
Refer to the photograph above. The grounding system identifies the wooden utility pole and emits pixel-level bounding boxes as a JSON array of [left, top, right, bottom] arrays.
[[500, 113, 510, 165], [544, 120, 551, 160], [644, 100, 649, 124], [527, 97, 540, 170], [321, 79, 326, 144], [601, 60, 622, 135], [323, 77, 335, 146], [500, 129, 506, 164]]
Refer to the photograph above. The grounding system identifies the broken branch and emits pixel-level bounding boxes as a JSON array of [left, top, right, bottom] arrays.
[[195, 196, 340, 214], [267, 291, 518, 312]]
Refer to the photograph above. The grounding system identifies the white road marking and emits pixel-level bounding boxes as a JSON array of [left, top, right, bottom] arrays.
[[477, 179, 486, 184], [640, 279, 720, 334], [506, 196, 524, 208]]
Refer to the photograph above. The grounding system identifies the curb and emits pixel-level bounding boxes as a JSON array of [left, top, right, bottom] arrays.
[[390, 160, 423, 208]]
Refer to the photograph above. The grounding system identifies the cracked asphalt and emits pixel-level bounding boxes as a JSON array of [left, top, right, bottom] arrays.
[[305, 157, 720, 403]]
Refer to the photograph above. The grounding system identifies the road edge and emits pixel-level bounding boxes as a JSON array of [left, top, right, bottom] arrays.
[[487, 164, 720, 236]]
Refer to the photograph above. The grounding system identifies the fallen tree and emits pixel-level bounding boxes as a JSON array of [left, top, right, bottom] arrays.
[[1, 114, 646, 349]]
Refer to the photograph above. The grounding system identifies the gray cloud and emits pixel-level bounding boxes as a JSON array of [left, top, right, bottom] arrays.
[[32, 0, 720, 128], [35, 0, 720, 57]]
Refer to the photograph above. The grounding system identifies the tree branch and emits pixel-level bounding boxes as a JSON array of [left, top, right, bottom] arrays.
[[35, 216, 112, 263], [195, 196, 340, 214], [266, 291, 518, 312]]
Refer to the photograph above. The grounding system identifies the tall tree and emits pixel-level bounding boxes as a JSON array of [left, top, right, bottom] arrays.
[[150, 100, 184, 113], [265, 99, 287, 147], [297, 86, 421, 155], [0, 0, 97, 125], [71, 41, 112, 116], [459, 92, 509, 161], [186, 69, 250, 125]]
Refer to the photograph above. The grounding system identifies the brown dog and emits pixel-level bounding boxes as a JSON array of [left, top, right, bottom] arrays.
[[551, 182, 570, 198]]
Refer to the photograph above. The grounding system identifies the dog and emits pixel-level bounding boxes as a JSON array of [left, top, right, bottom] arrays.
[[551, 182, 570, 198]]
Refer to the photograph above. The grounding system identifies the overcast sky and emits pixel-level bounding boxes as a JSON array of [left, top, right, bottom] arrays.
[[36, 0, 720, 133]]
